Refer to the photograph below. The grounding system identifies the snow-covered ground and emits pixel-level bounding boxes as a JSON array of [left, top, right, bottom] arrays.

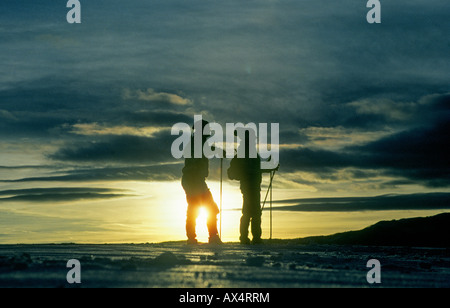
[[0, 242, 449, 288]]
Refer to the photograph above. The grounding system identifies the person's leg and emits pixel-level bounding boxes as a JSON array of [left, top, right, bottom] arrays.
[[186, 196, 200, 243], [202, 190, 222, 244], [240, 190, 253, 244], [240, 213, 251, 244], [251, 214, 262, 244], [207, 215, 219, 237], [248, 190, 262, 243]]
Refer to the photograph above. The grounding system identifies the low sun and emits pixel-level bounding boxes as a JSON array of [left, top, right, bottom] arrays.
[[195, 207, 210, 241]]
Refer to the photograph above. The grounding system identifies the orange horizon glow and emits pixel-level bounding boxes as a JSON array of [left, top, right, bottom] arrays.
[[1, 180, 449, 244]]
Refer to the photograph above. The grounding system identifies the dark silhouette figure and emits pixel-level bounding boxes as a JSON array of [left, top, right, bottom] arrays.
[[228, 129, 279, 244], [181, 120, 223, 245]]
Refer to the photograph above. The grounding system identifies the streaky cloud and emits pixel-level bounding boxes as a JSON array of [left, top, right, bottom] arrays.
[[0, 187, 134, 203], [0, 163, 182, 183], [271, 193, 450, 212]]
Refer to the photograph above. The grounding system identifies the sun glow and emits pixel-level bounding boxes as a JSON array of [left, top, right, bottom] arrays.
[[194, 207, 209, 242], [1, 179, 448, 245], [118, 180, 244, 243], [188, 183, 244, 243]]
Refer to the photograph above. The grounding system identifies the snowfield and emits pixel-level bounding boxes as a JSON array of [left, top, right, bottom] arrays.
[[1, 242, 449, 288]]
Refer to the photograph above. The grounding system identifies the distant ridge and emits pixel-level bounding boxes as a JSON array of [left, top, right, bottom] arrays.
[[292, 213, 450, 247]]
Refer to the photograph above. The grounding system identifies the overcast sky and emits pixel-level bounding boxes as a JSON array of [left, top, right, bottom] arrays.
[[0, 0, 449, 242]]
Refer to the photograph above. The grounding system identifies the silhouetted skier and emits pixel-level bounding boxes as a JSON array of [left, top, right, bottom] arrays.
[[228, 129, 279, 244], [182, 119, 223, 245]]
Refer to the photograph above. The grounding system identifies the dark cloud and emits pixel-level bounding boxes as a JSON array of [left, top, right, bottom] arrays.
[[280, 148, 359, 172], [1, 0, 449, 196], [354, 94, 450, 186], [50, 130, 177, 164], [360, 121, 450, 185], [272, 193, 450, 212], [0, 187, 133, 202], [0, 165, 56, 170], [278, 93, 450, 187], [0, 78, 196, 141], [0, 164, 182, 183], [118, 110, 193, 127], [0, 84, 106, 138]]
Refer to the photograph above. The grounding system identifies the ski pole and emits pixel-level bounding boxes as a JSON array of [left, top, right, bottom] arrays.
[[220, 157, 223, 238], [270, 170, 273, 240], [261, 169, 276, 211]]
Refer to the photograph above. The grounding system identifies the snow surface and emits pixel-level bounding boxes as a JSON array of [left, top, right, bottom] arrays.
[[0, 242, 449, 288]]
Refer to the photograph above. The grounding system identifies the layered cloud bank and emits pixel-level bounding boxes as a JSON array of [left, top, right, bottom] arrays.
[[0, 1, 449, 243]]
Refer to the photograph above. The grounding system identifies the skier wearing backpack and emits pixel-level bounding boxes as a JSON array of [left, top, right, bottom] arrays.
[[228, 129, 279, 244]]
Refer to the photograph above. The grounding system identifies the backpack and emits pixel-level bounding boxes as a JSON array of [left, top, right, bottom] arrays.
[[227, 157, 242, 181]]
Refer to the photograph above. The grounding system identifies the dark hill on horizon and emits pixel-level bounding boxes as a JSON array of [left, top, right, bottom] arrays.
[[290, 212, 450, 247]]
